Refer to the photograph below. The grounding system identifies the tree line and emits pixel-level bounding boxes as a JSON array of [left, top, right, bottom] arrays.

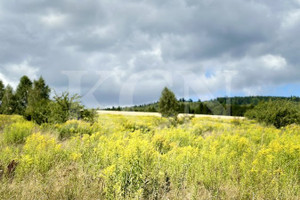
[[108, 94, 300, 117], [106, 87, 300, 129], [107, 96, 254, 116], [0, 76, 95, 124], [2, 77, 299, 129]]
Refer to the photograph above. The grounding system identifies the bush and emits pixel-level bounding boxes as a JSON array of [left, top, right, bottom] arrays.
[[81, 109, 97, 123], [3, 121, 35, 144], [56, 120, 96, 140], [48, 92, 82, 124], [245, 100, 300, 128], [48, 93, 97, 124]]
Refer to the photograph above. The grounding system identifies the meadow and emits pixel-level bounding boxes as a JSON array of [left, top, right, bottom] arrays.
[[0, 114, 299, 199]]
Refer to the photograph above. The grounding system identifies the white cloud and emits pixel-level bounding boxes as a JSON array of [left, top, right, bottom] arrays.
[[3, 60, 39, 88], [282, 9, 300, 28], [260, 54, 287, 70], [0, 73, 15, 87], [242, 86, 263, 96], [41, 13, 68, 27]]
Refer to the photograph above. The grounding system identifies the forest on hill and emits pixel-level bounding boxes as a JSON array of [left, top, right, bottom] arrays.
[[106, 96, 300, 117]]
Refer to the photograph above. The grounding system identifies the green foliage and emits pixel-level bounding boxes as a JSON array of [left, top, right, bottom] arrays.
[[25, 99, 50, 124], [0, 85, 17, 115], [48, 92, 96, 124], [158, 87, 179, 118], [245, 100, 300, 128], [31, 76, 50, 99], [80, 108, 97, 123], [216, 96, 300, 105], [115, 96, 300, 117], [15, 76, 32, 115], [48, 92, 82, 123], [0, 80, 4, 103], [56, 120, 97, 140], [25, 77, 51, 124], [0, 77, 94, 125], [3, 121, 35, 144]]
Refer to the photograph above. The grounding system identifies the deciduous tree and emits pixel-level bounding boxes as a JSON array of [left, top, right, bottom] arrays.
[[1, 85, 16, 114]]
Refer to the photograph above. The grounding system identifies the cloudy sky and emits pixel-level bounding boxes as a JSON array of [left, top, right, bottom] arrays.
[[1, 0, 300, 107]]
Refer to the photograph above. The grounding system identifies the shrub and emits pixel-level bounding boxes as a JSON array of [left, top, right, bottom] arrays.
[[57, 120, 96, 140], [48, 93, 97, 124], [3, 121, 35, 144], [122, 121, 152, 133], [81, 108, 97, 123], [245, 100, 300, 128], [48, 92, 83, 124]]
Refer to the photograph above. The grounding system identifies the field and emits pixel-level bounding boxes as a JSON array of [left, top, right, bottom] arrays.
[[97, 110, 244, 119], [0, 114, 299, 199]]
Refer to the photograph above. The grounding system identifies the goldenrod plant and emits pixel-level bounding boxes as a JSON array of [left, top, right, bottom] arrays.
[[0, 114, 299, 199]]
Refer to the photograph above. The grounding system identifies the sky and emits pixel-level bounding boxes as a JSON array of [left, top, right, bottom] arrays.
[[0, 0, 300, 108]]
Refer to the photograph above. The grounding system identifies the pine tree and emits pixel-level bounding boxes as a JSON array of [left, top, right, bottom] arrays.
[[0, 80, 4, 101], [25, 77, 51, 124], [0, 80, 4, 113], [158, 87, 179, 118], [1, 85, 17, 114], [15, 76, 32, 114]]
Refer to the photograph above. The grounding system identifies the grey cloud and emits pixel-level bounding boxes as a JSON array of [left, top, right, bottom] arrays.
[[0, 0, 300, 106]]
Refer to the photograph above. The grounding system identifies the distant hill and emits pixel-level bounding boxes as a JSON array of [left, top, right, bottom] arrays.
[[105, 96, 300, 117]]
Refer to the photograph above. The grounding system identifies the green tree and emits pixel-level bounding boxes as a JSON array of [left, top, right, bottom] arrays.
[[0, 80, 4, 114], [245, 100, 300, 128], [46, 91, 96, 124], [158, 87, 179, 118], [25, 77, 51, 124], [48, 92, 83, 123], [15, 76, 32, 114], [0, 80, 4, 101], [1, 85, 17, 114]]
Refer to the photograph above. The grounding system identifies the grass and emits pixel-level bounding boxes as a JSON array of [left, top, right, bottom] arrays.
[[0, 114, 299, 199]]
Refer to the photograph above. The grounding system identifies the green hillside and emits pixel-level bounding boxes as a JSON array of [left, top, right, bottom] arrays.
[[106, 96, 300, 116]]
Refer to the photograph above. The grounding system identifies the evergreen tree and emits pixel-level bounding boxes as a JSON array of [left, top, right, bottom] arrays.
[[158, 87, 179, 118], [1, 85, 17, 114], [0, 80, 4, 113], [15, 76, 32, 114], [199, 102, 204, 114], [0, 80, 4, 101], [25, 77, 51, 124], [202, 103, 211, 115], [32, 76, 50, 100]]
